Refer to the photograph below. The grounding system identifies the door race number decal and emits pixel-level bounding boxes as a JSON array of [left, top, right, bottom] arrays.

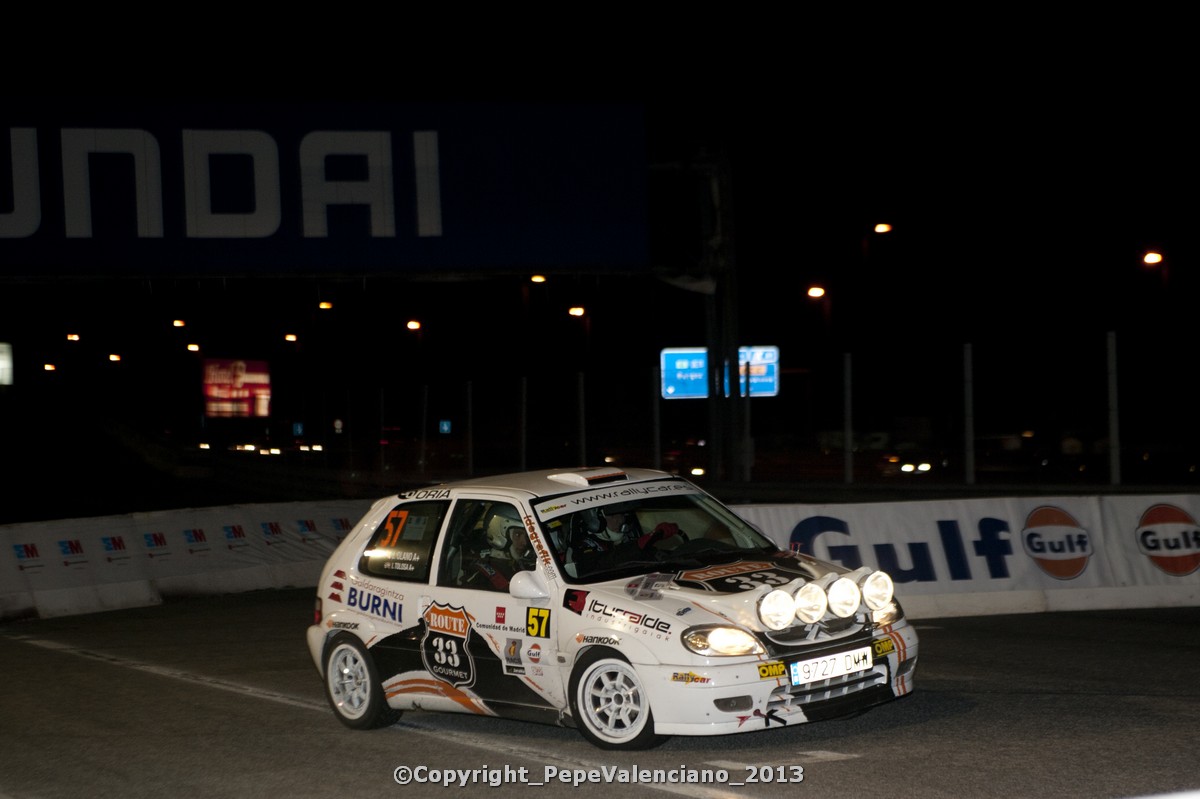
[[527, 607, 551, 638]]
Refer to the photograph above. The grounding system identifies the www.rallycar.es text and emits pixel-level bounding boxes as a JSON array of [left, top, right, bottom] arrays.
[[393, 764, 804, 787]]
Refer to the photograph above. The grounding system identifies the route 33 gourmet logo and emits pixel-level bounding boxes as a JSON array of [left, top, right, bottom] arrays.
[[421, 602, 476, 688]]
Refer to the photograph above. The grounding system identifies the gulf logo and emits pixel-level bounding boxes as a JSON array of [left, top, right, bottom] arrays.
[[1135, 504, 1200, 576], [1021, 506, 1092, 579]]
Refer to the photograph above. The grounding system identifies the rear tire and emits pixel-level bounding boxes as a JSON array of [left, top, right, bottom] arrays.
[[568, 648, 668, 750], [322, 633, 401, 729]]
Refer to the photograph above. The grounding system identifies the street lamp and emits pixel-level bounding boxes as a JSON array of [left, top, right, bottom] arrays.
[[1142, 249, 1167, 288]]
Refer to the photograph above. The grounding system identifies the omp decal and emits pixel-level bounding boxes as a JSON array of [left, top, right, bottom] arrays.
[[758, 661, 786, 680], [526, 607, 551, 638], [421, 603, 475, 687], [1021, 506, 1092, 580], [872, 637, 895, 657], [1136, 504, 1200, 576]]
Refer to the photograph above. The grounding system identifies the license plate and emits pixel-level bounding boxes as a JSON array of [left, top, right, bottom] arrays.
[[790, 646, 873, 685]]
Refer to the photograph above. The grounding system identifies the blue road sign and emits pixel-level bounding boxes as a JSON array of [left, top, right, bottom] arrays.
[[660, 346, 779, 399]]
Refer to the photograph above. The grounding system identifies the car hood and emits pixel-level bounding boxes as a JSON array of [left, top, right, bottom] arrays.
[[570, 552, 847, 633]]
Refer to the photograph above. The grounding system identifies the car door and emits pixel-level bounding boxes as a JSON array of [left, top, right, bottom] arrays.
[[423, 495, 567, 721]]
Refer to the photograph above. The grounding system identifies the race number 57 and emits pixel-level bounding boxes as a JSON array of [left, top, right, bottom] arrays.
[[526, 607, 551, 638]]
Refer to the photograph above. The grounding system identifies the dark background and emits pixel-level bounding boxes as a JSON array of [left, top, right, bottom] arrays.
[[2, 26, 1198, 522]]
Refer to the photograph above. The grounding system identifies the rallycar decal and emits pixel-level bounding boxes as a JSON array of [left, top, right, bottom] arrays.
[[672, 671, 712, 684]]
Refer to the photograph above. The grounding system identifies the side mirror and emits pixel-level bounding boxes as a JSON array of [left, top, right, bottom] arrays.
[[509, 569, 550, 600]]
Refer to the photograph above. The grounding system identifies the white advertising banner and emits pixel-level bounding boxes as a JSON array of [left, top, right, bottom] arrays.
[[2, 494, 1195, 620], [1, 500, 370, 619], [1, 515, 160, 618], [732, 493, 1200, 618]]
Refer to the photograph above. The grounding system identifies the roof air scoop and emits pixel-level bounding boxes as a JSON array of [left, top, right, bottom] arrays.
[[547, 468, 629, 487]]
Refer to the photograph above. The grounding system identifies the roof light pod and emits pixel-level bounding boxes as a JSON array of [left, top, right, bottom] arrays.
[[757, 589, 795, 630], [793, 581, 828, 624], [826, 577, 862, 618], [845, 566, 895, 611], [861, 570, 895, 611]]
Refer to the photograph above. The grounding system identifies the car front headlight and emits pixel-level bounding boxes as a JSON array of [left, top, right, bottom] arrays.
[[682, 625, 765, 656], [872, 600, 903, 627]]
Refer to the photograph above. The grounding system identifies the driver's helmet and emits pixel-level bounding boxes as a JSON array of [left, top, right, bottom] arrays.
[[484, 504, 524, 556], [596, 506, 634, 543]]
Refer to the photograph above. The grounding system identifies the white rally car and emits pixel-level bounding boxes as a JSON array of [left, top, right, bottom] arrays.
[[306, 467, 918, 750]]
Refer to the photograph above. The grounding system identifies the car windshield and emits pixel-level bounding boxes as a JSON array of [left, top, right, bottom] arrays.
[[531, 480, 778, 583]]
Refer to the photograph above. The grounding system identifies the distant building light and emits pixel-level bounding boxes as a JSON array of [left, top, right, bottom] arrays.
[[44, 363, 56, 371], [285, 334, 298, 342], [874, 223, 892, 234], [319, 301, 333, 310], [67, 334, 80, 341], [807, 286, 826, 299], [109, 354, 121, 362], [568, 306, 585, 317], [173, 319, 185, 327], [406, 320, 421, 331], [187, 344, 200, 352], [530, 275, 546, 283]]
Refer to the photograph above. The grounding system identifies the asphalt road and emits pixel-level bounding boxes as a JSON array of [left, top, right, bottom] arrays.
[[1, 590, 1198, 799]]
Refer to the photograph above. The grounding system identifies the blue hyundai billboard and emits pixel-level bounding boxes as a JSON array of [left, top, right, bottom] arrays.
[[0, 101, 648, 278]]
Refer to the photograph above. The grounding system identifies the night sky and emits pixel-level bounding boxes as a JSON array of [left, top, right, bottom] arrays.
[[3, 30, 1199, 515]]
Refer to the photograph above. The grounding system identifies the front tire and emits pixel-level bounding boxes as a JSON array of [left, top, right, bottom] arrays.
[[568, 648, 668, 750], [322, 633, 401, 729]]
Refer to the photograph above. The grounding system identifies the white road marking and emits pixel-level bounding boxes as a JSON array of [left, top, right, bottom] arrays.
[[10, 635, 758, 798]]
